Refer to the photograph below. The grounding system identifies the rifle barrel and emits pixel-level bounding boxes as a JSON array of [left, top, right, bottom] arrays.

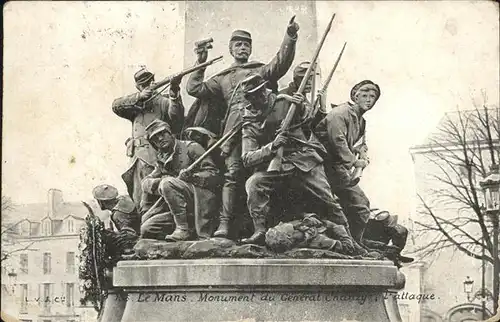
[[151, 55, 223, 91]]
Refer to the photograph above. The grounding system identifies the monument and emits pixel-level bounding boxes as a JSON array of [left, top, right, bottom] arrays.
[[78, 2, 410, 321]]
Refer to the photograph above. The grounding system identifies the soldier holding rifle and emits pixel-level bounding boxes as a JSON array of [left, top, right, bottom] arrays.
[[112, 69, 185, 213], [186, 17, 299, 239], [314, 80, 380, 245], [140, 119, 220, 241], [112, 57, 223, 215], [239, 73, 354, 248]]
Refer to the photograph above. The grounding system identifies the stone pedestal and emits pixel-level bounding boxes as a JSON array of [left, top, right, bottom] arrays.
[[102, 259, 405, 321]]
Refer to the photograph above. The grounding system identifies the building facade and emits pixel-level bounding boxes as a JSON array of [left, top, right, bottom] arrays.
[[1, 189, 106, 322]]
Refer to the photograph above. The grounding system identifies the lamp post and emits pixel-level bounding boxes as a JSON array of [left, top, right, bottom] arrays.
[[7, 269, 17, 295], [463, 276, 474, 302], [479, 163, 500, 314]]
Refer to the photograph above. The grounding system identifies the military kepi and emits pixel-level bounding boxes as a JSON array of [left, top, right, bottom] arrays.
[[230, 30, 252, 43], [134, 68, 154, 85], [93, 184, 119, 201], [241, 74, 268, 95], [145, 119, 172, 140]]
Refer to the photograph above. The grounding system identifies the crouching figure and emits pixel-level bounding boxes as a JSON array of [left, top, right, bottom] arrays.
[[141, 119, 220, 241]]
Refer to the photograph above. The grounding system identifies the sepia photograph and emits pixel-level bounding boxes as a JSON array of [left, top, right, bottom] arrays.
[[2, 1, 499, 321]]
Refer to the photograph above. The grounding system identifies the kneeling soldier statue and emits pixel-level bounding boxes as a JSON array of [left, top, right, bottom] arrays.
[[141, 119, 220, 241], [240, 74, 356, 247]]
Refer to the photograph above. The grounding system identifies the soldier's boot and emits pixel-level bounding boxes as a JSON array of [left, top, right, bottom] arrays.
[[241, 217, 266, 246], [165, 213, 192, 242], [213, 219, 230, 238]]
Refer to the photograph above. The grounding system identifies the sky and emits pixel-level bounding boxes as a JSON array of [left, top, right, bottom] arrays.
[[2, 1, 499, 223]]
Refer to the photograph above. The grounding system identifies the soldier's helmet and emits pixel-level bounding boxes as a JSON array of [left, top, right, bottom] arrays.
[[229, 30, 252, 44], [145, 119, 172, 141], [92, 184, 119, 201], [241, 74, 268, 96], [134, 68, 155, 86]]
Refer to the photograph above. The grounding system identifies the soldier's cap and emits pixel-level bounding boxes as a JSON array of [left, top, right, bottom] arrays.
[[241, 74, 268, 95], [134, 68, 155, 85], [230, 30, 252, 44], [145, 119, 172, 140], [350, 80, 381, 102], [92, 184, 119, 201], [293, 62, 320, 78]]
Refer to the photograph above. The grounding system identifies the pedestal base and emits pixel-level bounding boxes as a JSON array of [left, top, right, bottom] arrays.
[[104, 259, 405, 322]]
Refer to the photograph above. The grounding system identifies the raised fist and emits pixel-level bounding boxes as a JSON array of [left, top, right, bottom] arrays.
[[287, 15, 300, 37], [195, 47, 208, 64], [170, 75, 183, 92]]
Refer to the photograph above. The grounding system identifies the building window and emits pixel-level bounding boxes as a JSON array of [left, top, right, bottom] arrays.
[[42, 220, 52, 236], [20, 284, 28, 313], [20, 254, 28, 274], [67, 219, 74, 233], [20, 221, 30, 236], [66, 283, 74, 307], [43, 283, 51, 309], [66, 252, 75, 274], [43, 253, 51, 274]]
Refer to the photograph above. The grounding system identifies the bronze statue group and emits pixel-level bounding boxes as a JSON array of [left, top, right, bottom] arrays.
[[92, 15, 413, 267]]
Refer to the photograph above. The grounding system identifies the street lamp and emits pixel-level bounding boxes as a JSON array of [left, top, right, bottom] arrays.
[[463, 276, 474, 302], [7, 269, 17, 295], [479, 163, 500, 314]]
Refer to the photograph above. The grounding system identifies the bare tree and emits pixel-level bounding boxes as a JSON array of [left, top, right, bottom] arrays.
[[1, 196, 35, 263], [411, 92, 499, 268]]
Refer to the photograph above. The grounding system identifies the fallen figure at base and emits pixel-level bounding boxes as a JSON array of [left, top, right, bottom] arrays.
[[265, 213, 382, 258]]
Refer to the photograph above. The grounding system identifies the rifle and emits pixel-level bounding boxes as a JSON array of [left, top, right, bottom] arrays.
[[309, 42, 347, 121], [144, 55, 223, 103], [183, 99, 279, 174], [267, 13, 337, 173]]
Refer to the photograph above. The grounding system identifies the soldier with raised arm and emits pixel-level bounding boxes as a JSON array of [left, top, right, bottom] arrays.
[[112, 69, 184, 213], [314, 80, 379, 245], [186, 18, 299, 239]]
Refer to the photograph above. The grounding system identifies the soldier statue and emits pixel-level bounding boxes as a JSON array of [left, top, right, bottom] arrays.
[[140, 119, 220, 241], [239, 73, 357, 249], [185, 17, 300, 239], [112, 68, 184, 214], [314, 80, 380, 246], [92, 184, 140, 253]]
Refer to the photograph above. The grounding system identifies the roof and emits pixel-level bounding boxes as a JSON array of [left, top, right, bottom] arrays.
[[412, 107, 499, 151], [3, 199, 109, 227]]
